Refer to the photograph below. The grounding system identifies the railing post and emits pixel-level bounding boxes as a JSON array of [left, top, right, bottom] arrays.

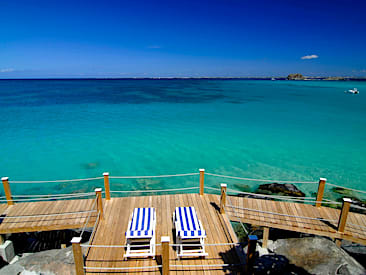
[[95, 188, 103, 219], [220, 183, 227, 214], [103, 172, 110, 200], [1, 177, 13, 206], [199, 169, 205, 196], [161, 236, 170, 275], [245, 235, 258, 274], [262, 227, 269, 248], [316, 177, 326, 207], [71, 237, 85, 275], [335, 198, 352, 247]]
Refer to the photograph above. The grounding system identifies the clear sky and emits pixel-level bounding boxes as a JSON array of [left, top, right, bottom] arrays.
[[1, 0, 365, 78]]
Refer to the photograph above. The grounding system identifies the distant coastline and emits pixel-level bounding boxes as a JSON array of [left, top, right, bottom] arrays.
[[0, 77, 366, 81]]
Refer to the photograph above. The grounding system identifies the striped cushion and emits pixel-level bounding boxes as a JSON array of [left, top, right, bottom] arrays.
[[125, 208, 155, 238], [175, 207, 206, 238]]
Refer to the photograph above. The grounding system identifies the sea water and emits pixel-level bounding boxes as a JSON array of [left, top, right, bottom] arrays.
[[0, 79, 365, 196]]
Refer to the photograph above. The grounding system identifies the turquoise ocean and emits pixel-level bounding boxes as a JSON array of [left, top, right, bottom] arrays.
[[0, 79, 365, 197]]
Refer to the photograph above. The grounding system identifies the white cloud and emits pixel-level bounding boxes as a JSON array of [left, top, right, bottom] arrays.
[[0, 68, 15, 73], [301, 54, 319, 60]]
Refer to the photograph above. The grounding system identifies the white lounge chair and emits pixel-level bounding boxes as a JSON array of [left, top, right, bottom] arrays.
[[173, 206, 208, 259], [124, 207, 156, 259]]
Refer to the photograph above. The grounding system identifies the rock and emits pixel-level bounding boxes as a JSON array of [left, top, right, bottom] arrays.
[[0, 246, 75, 275], [332, 187, 357, 197], [232, 183, 251, 193], [342, 240, 366, 269], [287, 73, 305, 80], [9, 229, 90, 254], [257, 183, 305, 197], [82, 162, 99, 170], [268, 237, 366, 275]]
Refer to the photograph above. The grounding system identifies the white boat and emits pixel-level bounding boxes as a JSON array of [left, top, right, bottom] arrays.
[[271, 78, 276, 81], [344, 88, 359, 94]]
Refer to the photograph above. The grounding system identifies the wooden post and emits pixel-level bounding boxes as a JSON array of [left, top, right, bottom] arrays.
[[0, 235, 5, 245], [262, 227, 269, 248], [161, 236, 170, 275], [220, 183, 227, 214], [315, 178, 327, 207], [103, 172, 110, 200], [95, 188, 103, 219], [245, 235, 258, 273], [335, 198, 352, 247], [2, 177, 13, 206], [199, 169, 205, 196], [71, 237, 85, 275]]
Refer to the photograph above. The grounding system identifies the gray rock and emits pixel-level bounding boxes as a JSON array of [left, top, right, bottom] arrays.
[[257, 183, 305, 197], [268, 237, 366, 275], [0, 246, 75, 275]]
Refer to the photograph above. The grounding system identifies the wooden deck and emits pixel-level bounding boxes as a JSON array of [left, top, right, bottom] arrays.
[[1, 192, 366, 274], [85, 194, 242, 274], [0, 199, 97, 233], [226, 196, 366, 245]]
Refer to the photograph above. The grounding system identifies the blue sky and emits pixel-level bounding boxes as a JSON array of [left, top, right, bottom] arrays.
[[1, 0, 365, 78]]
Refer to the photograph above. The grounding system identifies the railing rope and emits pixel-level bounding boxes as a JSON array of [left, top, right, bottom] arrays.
[[109, 186, 199, 193], [80, 198, 98, 238], [327, 182, 366, 195], [205, 172, 318, 184], [10, 176, 103, 184], [226, 194, 249, 234], [0, 193, 94, 202], [11, 192, 94, 198], [109, 173, 199, 179], [84, 266, 162, 271], [2, 209, 97, 219], [226, 204, 338, 223]]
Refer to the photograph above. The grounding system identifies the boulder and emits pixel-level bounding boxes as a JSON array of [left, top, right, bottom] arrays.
[[257, 183, 305, 197], [341, 240, 366, 269], [0, 246, 75, 275], [267, 237, 366, 275]]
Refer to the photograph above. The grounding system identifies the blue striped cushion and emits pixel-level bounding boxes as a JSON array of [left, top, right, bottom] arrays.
[[125, 208, 155, 238], [175, 207, 206, 238]]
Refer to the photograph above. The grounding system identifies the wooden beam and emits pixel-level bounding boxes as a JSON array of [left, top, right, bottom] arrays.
[[1, 177, 13, 206], [220, 183, 227, 214], [103, 172, 110, 200], [335, 198, 352, 247], [161, 236, 170, 275], [71, 237, 85, 275], [199, 169, 205, 196], [316, 178, 326, 207], [95, 188, 103, 219], [262, 227, 269, 248], [245, 235, 258, 273]]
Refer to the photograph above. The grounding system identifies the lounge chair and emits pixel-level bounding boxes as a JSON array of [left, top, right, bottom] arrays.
[[124, 207, 156, 259], [173, 206, 208, 258]]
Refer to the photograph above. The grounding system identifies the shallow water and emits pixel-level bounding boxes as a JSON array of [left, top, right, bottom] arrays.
[[0, 79, 365, 196]]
